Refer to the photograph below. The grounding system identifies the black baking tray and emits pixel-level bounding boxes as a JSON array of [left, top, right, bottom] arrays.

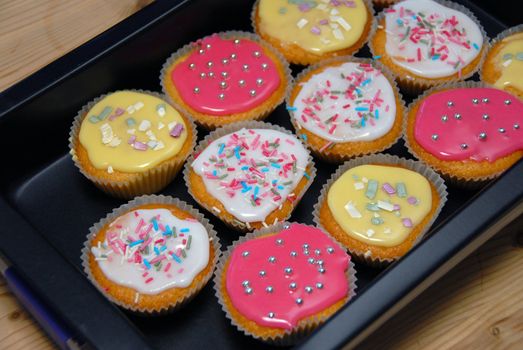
[[1, 0, 522, 349]]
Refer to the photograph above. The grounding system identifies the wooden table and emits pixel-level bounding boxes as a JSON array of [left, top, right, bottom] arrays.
[[1, 1, 522, 349]]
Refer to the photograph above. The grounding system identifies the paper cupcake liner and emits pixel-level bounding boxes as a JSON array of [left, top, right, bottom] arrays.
[[80, 194, 221, 315], [160, 31, 293, 130], [480, 24, 523, 98], [251, 0, 377, 66], [369, 0, 488, 95], [286, 56, 406, 163], [68, 89, 197, 199], [183, 121, 317, 232], [402, 80, 521, 187], [213, 221, 357, 345], [312, 154, 448, 267]]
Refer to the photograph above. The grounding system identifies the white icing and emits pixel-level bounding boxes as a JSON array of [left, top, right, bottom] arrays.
[[91, 209, 209, 295], [191, 128, 309, 223], [293, 62, 397, 142], [384, 0, 483, 78]]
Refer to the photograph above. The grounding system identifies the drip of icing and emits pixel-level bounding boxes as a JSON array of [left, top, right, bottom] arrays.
[[191, 129, 310, 223], [258, 0, 368, 54], [414, 88, 523, 162], [171, 35, 281, 116], [225, 223, 349, 329], [384, 0, 483, 78], [79, 91, 188, 172], [327, 165, 433, 247], [91, 209, 209, 294], [493, 32, 523, 92], [292, 62, 396, 142]]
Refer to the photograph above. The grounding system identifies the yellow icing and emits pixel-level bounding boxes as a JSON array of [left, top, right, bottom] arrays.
[[258, 0, 368, 54], [327, 165, 432, 247], [494, 32, 523, 92], [78, 91, 188, 173]]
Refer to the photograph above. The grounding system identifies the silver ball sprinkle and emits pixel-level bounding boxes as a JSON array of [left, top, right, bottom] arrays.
[[316, 282, 324, 289], [478, 132, 487, 140], [460, 143, 468, 150], [268, 312, 275, 318], [261, 63, 269, 70], [308, 258, 315, 264], [242, 64, 249, 71], [222, 58, 229, 65], [256, 78, 264, 86], [238, 79, 246, 87], [230, 53, 237, 60], [193, 87, 200, 94], [253, 51, 261, 58], [499, 128, 506, 133], [276, 238, 284, 245], [314, 249, 321, 256], [316, 260, 324, 266], [305, 286, 313, 294], [242, 251, 249, 257], [234, 39, 240, 45], [206, 43, 212, 49], [327, 247, 335, 254], [303, 250, 310, 256], [441, 115, 448, 122], [189, 63, 196, 70], [318, 268, 326, 274], [245, 287, 253, 295], [283, 223, 290, 229], [207, 61, 213, 68], [447, 101, 454, 107], [284, 267, 293, 275], [268, 256, 276, 263], [431, 134, 439, 141], [200, 72, 206, 79], [482, 98, 489, 103], [266, 286, 274, 293], [514, 124, 520, 130], [242, 280, 250, 287], [289, 282, 297, 289], [472, 98, 479, 104], [249, 89, 257, 97], [218, 93, 225, 100], [296, 298, 303, 305], [198, 49, 205, 54], [303, 244, 310, 249], [454, 113, 462, 120], [209, 72, 215, 78], [221, 71, 228, 78], [219, 81, 227, 89], [504, 99, 512, 105], [482, 114, 490, 120], [290, 251, 297, 257], [259, 270, 266, 277]]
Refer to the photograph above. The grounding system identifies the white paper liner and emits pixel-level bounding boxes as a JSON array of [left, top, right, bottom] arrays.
[[183, 120, 317, 232], [285, 56, 406, 162], [251, 0, 377, 66], [312, 154, 448, 267], [369, 0, 489, 95], [213, 222, 357, 345], [480, 24, 523, 98], [68, 89, 197, 199], [80, 194, 221, 315], [402, 80, 522, 187], [159, 31, 293, 130]]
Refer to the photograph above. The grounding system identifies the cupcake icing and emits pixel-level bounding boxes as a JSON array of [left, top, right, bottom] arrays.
[[90, 208, 210, 294], [327, 165, 432, 247], [78, 91, 188, 173], [171, 35, 281, 116], [414, 87, 523, 162], [225, 223, 350, 329], [257, 0, 369, 54], [292, 62, 397, 142], [492, 32, 523, 92], [384, 0, 483, 78], [191, 128, 310, 223]]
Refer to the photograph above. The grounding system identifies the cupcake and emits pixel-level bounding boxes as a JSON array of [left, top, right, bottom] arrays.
[[161, 31, 291, 130], [69, 90, 196, 198], [214, 222, 356, 345], [81, 195, 220, 314], [287, 57, 404, 162], [184, 121, 316, 232], [313, 154, 447, 265], [369, 0, 486, 94], [252, 0, 375, 66], [481, 25, 523, 100], [404, 82, 523, 184]]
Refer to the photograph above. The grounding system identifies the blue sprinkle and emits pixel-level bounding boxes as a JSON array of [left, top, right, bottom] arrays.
[[373, 55, 381, 60], [152, 218, 159, 231], [361, 78, 372, 86], [355, 88, 362, 95], [128, 239, 144, 248], [365, 180, 378, 199], [212, 170, 217, 176], [277, 185, 284, 190], [254, 186, 259, 200], [361, 118, 366, 127], [301, 133, 308, 141], [180, 228, 190, 233], [154, 247, 160, 256], [355, 106, 369, 112], [272, 180, 278, 185], [125, 117, 136, 126], [286, 105, 298, 111], [143, 259, 152, 269], [162, 225, 172, 236], [160, 245, 167, 252], [88, 116, 99, 124], [396, 18, 403, 25], [431, 54, 440, 60], [171, 254, 182, 263], [234, 146, 241, 160], [473, 42, 480, 50], [241, 181, 248, 190], [242, 186, 252, 193], [97, 106, 112, 121], [375, 109, 379, 119], [261, 167, 270, 172], [241, 166, 249, 171], [218, 143, 225, 155], [271, 162, 281, 169]]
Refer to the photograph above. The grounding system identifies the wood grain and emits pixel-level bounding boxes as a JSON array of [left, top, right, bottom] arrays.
[[1, 1, 522, 349]]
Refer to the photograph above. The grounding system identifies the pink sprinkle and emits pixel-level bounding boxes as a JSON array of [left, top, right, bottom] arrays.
[[393, 204, 401, 211], [128, 135, 136, 144], [319, 19, 329, 25], [310, 26, 321, 35], [285, 139, 295, 145], [142, 272, 149, 277], [167, 273, 173, 278], [178, 268, 184, 274], [170, 123, 184, 138], [382, 183, 396, 195], [115, 107, 125, 116], [407, 196, 418, 205], [145, 277, 154, 284], [133, 141, 148, 151], [417, 48, 422, 61], [402, 218, 413, 228], [135, 219, 145, 234]]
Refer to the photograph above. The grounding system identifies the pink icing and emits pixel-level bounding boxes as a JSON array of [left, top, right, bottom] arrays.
[[171, 35, 281, 116], [414, 88, 523, 162], [225, 223, 350, 330]]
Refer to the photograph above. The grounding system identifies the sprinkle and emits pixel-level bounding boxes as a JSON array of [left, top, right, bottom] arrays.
[[286, 106, 298, 111], [354, 182, 364, 190], [171, 254, 182, 263], [377, 200, 395, 212], [366, 229, 375, 237], [402, 218, 413, 228], [180, 228, 190, 233], [297, 18, 308, 29], [344, 201, 362, 218], [170, 123, 184, 138], [382, 183, 396, 195], [138, 120, 151, 132], [365, 180, 378, 199], [156, 104, 166, 117], [143, 259, 152, 270], [98, 106, 112, 121], [107, 166, 114, 174], [126, 118, 136, 126], [407, 196, 418, 205], [396, 183, 407, 197]]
